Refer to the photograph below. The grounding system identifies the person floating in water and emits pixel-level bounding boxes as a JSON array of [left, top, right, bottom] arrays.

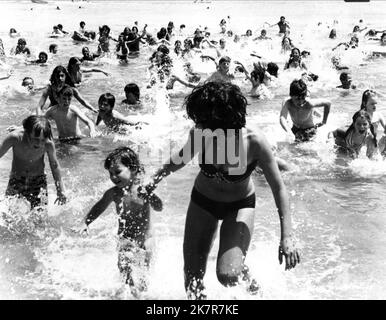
[[140, 82, 300, 300], [77, 147, 162, 296], [0, 115, 67, 209], [280, 79, 331, 142]]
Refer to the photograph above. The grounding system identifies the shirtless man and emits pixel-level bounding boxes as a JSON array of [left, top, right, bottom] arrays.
[[280, 79, 331, 142]]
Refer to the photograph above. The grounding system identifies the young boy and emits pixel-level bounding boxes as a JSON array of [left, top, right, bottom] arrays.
[[122, 83, 140, 105], [45, 86, 97, 142], [0, 115, 66, 208], [22, 77, 46, 94], [96, 93, 145, 131], [337, 72, 357, 89], [77, 147, 162, 294], [280, 79, 331, 142]]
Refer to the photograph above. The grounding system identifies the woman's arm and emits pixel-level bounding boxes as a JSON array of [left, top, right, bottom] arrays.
[[72, 88, 98, 113], [81, 67, 109, 76], [36, 87, 49, 115], [251, 133, 300, 270]]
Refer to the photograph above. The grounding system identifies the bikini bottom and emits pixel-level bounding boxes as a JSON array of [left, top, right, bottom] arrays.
[[190, 187, 255, 220]]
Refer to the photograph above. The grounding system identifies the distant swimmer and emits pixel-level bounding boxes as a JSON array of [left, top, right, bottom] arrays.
[[266, 16, 290, 35], [337, 72, 356, 90]]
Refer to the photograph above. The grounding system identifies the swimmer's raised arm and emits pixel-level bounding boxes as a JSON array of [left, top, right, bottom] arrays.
[[36, 86, 50, 115]]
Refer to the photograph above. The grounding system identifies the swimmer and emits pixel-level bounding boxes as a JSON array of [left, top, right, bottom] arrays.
[[0, 115, 66, 209], [329, 110, 377, 159], [337, 72, 356, 89], [359, 90, 386, 134], [329, 29, 337, 39], [77, 147, 162, 294], [122, 83, 141, 106], [27, 51, 48, 65], [57, 24, 69, 35], [284, 48, 307, 70], [67, 57, 109, 86], [79, 21, 86, 34], [96, 93, 145, 131], [253, 29, 272, 40], [79, 46, 100, 62], [332, 36, 359, 51], [49, 44, 58, 54], [21, 77, 46, 93], [11, 38, 31, 56], [280, 79, 331, 142], [266, 16, 290, 34], [45, 86, 97, 142]]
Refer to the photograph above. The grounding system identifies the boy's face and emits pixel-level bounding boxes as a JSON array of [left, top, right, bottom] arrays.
[[219, 60, 230, 73], [39, 53, 47, 63], [108, 162, 135, 188], [99, 100, 113, 113], [22, 79, 34, 91], [28, 130, 47, 149], [59, 94, 72, 108]]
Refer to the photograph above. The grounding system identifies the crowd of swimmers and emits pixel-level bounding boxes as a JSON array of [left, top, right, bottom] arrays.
[[1, 13, 386, 299]]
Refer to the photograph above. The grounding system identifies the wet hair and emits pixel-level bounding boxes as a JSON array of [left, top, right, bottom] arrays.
[[50, 65, 74, 87], [289, 79, 307, 97], [82, 46, 89, 55], [301, 50, 310, 56], [180, 24, 186, 29], [124, 83, 140, 100], [261, 29, 267, 35], [345, 110, 377, 147], [22, 76, 34, 86], [267, 62, 279, 77], [360, 89, 376, 110], [132, 26, 138, 34], [280, 16, 285, 20], [38, 51, 48, 62], [60, 86, 73, 98], [98, 92, 115, 109], [67, 57, 81, 73], [57, 24, 63, 30], [80, 21, 85, 27], [353, 25, 359, 32], [104, 146, 144, 174], [49, 44, 58, 53], [219, 56, 231, 64], [184, 82, 247, 130], [22, 115, 53, 140], [157, 44, 169, 55], [339, 71, 350, 82], [367, 29, 376, 37], [99, 25, 111, 35], [9, 28, 17, 34], [17, 38, 26, 45]]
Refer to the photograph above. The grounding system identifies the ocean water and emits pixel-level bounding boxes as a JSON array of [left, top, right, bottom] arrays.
[[1, 0, 386, 300]]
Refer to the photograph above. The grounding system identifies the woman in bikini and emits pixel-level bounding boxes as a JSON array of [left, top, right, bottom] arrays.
[[139, 82, 300, 299], [329, 109, 378, 159]]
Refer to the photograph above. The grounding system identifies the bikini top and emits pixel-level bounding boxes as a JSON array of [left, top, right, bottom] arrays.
[[199, 149, 258, 184], [344, 129, 368, 154]]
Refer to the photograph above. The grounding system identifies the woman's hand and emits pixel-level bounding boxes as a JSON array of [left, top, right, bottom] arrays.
[[278, 235, 300, 270]]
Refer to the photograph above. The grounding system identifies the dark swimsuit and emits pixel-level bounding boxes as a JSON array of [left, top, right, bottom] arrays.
[[291, 125, 318, 142], [191, 158, 257, 220]]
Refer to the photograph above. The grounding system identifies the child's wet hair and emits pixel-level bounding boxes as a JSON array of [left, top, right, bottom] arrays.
[[60, 86, 73, 98], [17, 38, 26, 45], [98, 93, 115, 108], [360, 89, 376, 109], [124, 83, 140, 100], [22, 76, 34, 86], [267, 62, 279, 77], [184, 81, 247, 130], [290, 79, 307, 97], [104, 146, 144, 174], [23, 115, 53, 140], [339, 71, 350, 82], [38, 51, 48, 62], [49, 44, 57, 53]]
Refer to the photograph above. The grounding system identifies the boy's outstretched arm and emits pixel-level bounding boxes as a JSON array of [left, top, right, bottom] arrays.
[[46, 140, 66, 205], [36, 87, 49, 115], [71, 105, 98, 137], [72, 88, 98, 113]]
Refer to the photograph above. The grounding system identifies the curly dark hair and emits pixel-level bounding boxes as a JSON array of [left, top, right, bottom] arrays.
[[184, 82, 247, 130], [104, 146, 144, 174]]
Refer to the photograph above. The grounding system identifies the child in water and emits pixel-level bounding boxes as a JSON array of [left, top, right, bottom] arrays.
[[0, 115, 66, 209], [45, 86, 97, 142], [122, 83, 141, 107], [329, 110, 378, 159], [96, 93, 145, 132], [77, 147, 162, 294]]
